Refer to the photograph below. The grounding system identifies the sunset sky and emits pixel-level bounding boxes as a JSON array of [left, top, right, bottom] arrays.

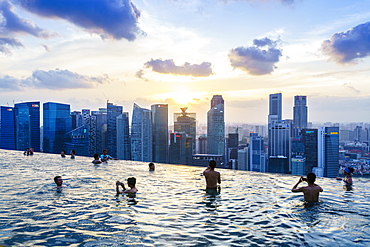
[[1, 0, 370, 124]]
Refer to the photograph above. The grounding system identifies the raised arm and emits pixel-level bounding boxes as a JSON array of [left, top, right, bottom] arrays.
[[218, 173, 221, 184], [291, 177, 303, 192], [116, 181, 126, 194]]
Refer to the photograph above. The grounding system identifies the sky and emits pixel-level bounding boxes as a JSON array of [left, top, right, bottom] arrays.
[[1, 0, 370, 124]]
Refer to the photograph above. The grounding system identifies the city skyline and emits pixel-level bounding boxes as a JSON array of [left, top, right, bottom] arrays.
[[1, 0, 370, 123]]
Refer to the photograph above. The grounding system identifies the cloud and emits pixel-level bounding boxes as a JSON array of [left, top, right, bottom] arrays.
[[228, 37, 282, 75], [144, 59, 213, 77], [0, 37, 23, 54], [41, 44, 50, 52], [0, 0, 52, 38], [0, 69, 112, 92], [135, 69, 148, 81], [321, 22, 370, 64], [16, 0, 143, 41]]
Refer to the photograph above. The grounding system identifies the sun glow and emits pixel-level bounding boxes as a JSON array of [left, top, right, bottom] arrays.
[[153, 89, 206, 105]]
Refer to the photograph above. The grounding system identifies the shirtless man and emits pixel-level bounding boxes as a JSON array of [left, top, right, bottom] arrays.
[[291, 172, 323, 203], [203, 160, 221, 190], [116, 177, 138, 194], [54, 176, 64, 188]]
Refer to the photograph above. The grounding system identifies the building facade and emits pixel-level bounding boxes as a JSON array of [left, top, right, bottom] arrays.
[[151, 104, 168, 163], [207, 95, 225, 155], [107, 102, 123, 158], [292, 96, 308, 138], [131, 103, 152, 162], [0, 106, 15, 150]]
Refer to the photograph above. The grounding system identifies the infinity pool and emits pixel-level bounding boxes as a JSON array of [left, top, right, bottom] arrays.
[[0, 149, 369, 246]]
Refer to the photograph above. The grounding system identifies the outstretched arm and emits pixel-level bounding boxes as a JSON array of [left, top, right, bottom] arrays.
[[292, 177, 303, 192], [116, 181, 126, 194]]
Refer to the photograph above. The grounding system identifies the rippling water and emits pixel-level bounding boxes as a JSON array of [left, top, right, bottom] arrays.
[[0, 149, 369, 246]]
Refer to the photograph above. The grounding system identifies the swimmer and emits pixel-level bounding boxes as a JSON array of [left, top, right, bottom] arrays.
[[61, 150, 66, 158], [337, 167, 354, 190], [292, 172, 323, 203], [116, 177, 138, 194], [203, 160, 221, 190], [92, 154, 102, 164], [70, 150, 76, 159], [54, 176, 64, 188], [149, 162, 155, 171], [100, 149, 118, 162]]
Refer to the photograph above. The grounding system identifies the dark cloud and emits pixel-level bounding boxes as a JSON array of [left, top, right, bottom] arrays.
[[228, 37, 282, 75], [321, 22, 370, 64], [0, 37, 23, 54], [0, 0, 52, 38], [144, 59, 213, 77], [135, 69, 148, 81], [0, 74, 22, 91], [17, 0, 143, 41]]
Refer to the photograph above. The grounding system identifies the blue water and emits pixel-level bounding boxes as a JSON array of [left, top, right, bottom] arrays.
[[0, 149, 369, 247]]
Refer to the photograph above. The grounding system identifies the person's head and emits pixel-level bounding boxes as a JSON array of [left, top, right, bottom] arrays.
[[94, 153, 100, 160], [127, 177, 136, 187], [209, 160, 216, 169], [343, 167, 354, 175], [71, 150, 75, 155], [102, 149, 108, 155], [149, 162, 155, 170], [61, 150, 66, 154], [306, 172, 316, 184], [54, 176, 63, 186]]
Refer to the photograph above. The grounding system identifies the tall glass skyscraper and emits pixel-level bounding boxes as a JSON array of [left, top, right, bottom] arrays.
[[174, 107, 196, 154], [117, 112, 131, 160], [14, 102, 40, 151], [131, 103, 152, 162], [268, 93, 282, 125], [293, 96, 308, 137], [151, 104, 168, 163], [323, 127, 339, 178], [0, 106, 15, 150], [43, 102, 72, 154], [107, 102, 123, 158], [207, 95, 225, 155], [249, 133, 266, 172]]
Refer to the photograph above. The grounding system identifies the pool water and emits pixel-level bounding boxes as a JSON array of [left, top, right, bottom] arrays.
[[0, 149, 369, 246]]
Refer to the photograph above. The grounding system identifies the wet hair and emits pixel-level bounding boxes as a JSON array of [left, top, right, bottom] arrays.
[[209, 160, 216, 169], [127, 177, 136, 186], [102, 149, 108, 153], [307, 172, 316, 184], [148, 162, 154, 167], [94, 153, 99, 159], [54, 176, 61, 184], [344, 167, 354, 174], [71, 150, 76, 155]]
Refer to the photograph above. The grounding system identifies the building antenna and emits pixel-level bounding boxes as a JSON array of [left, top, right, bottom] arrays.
[[102, 91, 109, 104]]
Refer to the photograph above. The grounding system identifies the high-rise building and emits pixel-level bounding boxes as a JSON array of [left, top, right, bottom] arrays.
[[268, 93, 282, 125], [174, 107, 196, 154], [43, 102, 72, 154], [131, 103, 152, 162], [117, 112, 131, 160], [71, 111, 82, 130], [151, 104, 168, 163], [92, 110, 107, 154], [0, 106, 15, 150], [292, 96, 308, 138], [198, 134, 207, 154], [107, 102, 123, 158], [302, 129, 319, 174], [64, 125, 90, 156], [237, 147, 249, 171], [322, 127, 339, 178], [249, 133, 266, 172], [14, 102, 40, 151], [169, 132, 193, 165], [226, 132, 238, 166], [207, 95, 225, 155]]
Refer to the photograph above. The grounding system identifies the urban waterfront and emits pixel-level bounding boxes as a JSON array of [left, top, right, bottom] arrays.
[[1, 149, 369, 246]]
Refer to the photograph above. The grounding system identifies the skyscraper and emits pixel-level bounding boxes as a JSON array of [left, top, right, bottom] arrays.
[[117, 112, 131, 160], [249, 133, 266, 172], [107, 102, 123, 158], [169, 132, 193, 165], [207, 95, 225, 155], [43, 102, 72, 154], [268, 93, 282, 125], [293, 96, 308, 138], [323, 127, 339, 178], [268, 120, 291, 173], [0, 106, 15, 150], [14, 102, 40, 151], [174, 107, 196, 154], [131, 103, 152, 162], [151, 104, 168, 163]]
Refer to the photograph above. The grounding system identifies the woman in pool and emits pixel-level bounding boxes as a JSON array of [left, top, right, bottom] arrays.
[[337, 167, 354, 191]]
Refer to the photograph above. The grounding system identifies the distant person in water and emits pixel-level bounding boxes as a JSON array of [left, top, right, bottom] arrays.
[[149, 162, 155, 171], [203, 160, 221, 191], [70, 150, 76, 159], [292, 172, 323, 203], [92, 154, 102, 164], [61, 151, 66, 158], [100, 149, 118, 162], [29, 148, 34, 155], [54, 176, 64, 188], [116, 177, 138, 194], [337, 167, 354, 191], [24, 148, 30, 155]]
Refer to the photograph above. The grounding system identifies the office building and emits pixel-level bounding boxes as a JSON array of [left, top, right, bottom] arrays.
[[237, 147, 249, 171], [14, 102, 40, 151], [43, 102, 72, 154], [152, 104, 168, 163], [92, 110, 107, 155], [117, 112, 131, 160], [291, 156, 306, 176], [323, 127, 339, 178], [131, 103, 152, 162], [0, 106, 15, 150], [198, 134, 207, 154], [174, 107, 196, 154], [302, 129, 319, 174], [292, 96, 308, 138], [249, 133, 266, 172], [71, 111, 82, 130], [169, 132, 193, 165], [268, 93, 282, 125], [268, 120, 291, 173], [107, 102, 123, 158], [64, 125, 90, 156], [207, 95, 225, 155]]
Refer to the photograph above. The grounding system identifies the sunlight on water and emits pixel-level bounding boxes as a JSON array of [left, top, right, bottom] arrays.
[[0, 149, 369, 246]]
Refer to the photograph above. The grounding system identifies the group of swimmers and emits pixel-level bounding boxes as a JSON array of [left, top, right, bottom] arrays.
[[53, 153, 355, 203], [23, 148, 34, 156], [61, 150, 75, 159]]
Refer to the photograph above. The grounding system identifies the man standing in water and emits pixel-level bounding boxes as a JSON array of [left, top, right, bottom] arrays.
[[203, 160, 221, 191], [291, 172, 323, 203]]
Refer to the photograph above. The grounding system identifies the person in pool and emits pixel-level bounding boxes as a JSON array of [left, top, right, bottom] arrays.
[[100, 149, 118, 162], [292, 172, 323, 203], [54, 176, 64, 188], [203, 160, 221, 191], [149, 162, 155, 171], [337, 167, 354, 190], [92, 154, 102, 164], [61, 150, 66, 158], [70, 150, 76, 159], [116, 177, 138, 194]]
